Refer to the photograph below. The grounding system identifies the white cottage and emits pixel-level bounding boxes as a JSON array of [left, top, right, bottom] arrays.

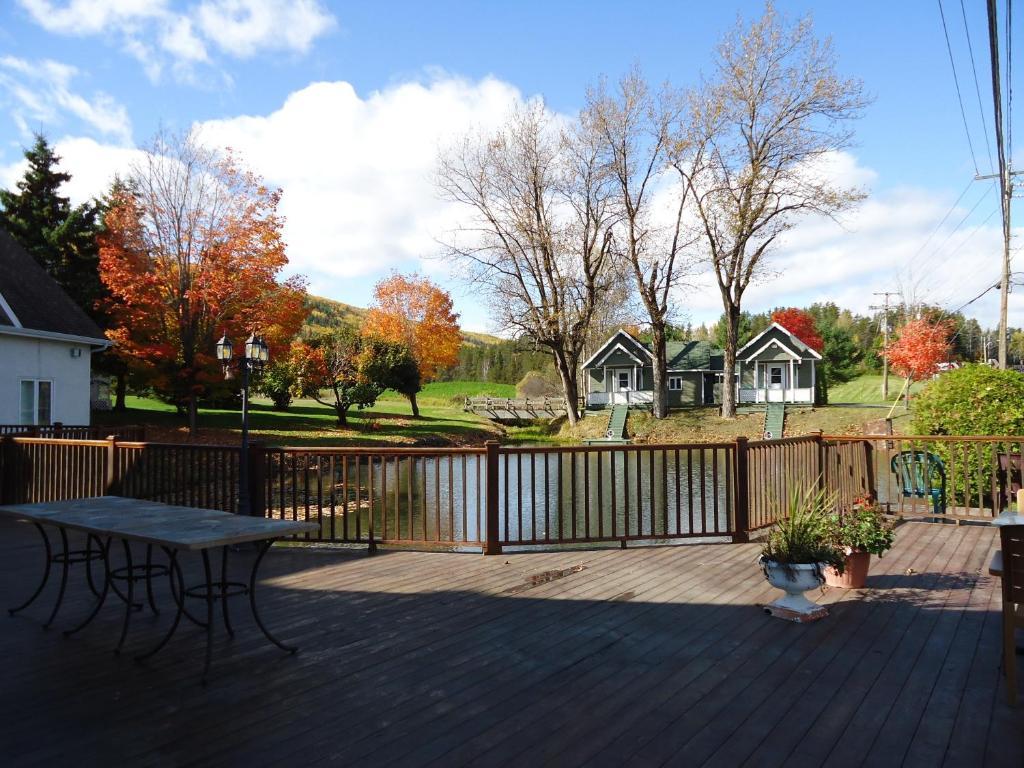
[[735, 322, 821, 404], [0, 230, 110, 425]]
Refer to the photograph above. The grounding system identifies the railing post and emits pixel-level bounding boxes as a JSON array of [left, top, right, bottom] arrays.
[[733, 436, 750, 543], [248, 441, 266, 517], [105, 436, 119, 495], [0, 436, 11, 504], [53, 421, 63, 439], [812, 429, 825, 492], [483, 441, 502, 555]]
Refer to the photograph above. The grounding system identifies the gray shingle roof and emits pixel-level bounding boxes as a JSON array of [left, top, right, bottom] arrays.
[[0, 228, 106, 341]]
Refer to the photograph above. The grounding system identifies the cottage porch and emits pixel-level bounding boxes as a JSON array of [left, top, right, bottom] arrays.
[[1, 517, 1021, 767]]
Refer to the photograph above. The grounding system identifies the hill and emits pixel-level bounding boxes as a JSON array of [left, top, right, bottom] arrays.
[[302, 294, 502, 345]]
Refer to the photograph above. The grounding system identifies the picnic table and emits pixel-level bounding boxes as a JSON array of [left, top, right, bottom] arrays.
[[0, 496, 316, 682]]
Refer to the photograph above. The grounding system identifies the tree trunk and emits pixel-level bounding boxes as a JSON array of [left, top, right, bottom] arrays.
[[721, 304, 740, 419], [114, 371, 127, 412], [335, 404, 349, 426], [552, 351, 580, 426], [650, 324, 668, 419], [187, 393, 198, 437], [407, 391, 420, 417]]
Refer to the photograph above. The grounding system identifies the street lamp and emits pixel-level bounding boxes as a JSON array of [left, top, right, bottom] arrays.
[[217, 333, 268, 515]]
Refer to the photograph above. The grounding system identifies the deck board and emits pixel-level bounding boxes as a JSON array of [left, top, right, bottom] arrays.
[[0, 518, 1021, 767]]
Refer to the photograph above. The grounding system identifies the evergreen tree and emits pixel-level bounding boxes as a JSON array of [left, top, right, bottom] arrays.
[[0, 134, 106, 322]]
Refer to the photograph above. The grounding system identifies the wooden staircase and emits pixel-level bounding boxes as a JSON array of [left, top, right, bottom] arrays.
[[583, 404, 629, 444], [764, 403, 785, 439]]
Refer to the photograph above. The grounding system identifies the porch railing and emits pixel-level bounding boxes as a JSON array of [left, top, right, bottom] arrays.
[[4, 431, 1018, 552]]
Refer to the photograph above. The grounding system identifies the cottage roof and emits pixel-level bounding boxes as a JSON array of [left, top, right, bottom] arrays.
[[737, 322, 822, 361], [665, 340, 724, 371], [0, 228, 107, 344]]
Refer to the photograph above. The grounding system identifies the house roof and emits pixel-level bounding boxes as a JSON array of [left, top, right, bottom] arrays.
[[584, 331, 725, 372], [666, 340, 724, 371], [737, 322, 822, 361], [581, 329, 654, 369], [0, 228, 107, 344]]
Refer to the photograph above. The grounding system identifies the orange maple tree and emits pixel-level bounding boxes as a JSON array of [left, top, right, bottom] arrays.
[[98, 135, 307, 433], [770, 308, 824, 352], [882, 318, 953, 382], [363, 273, 461, 412]]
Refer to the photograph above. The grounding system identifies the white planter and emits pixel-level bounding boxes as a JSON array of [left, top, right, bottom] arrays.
[[762, 560, 826, 617]]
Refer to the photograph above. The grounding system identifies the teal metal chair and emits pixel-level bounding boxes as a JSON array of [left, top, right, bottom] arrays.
[[890, 451, 947, 516]]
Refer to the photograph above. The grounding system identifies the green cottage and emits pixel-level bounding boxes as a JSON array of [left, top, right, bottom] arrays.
[[582, 324, 819, 409]]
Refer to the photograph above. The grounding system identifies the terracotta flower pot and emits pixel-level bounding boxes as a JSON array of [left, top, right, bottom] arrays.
[[824, 550, 871, 589]]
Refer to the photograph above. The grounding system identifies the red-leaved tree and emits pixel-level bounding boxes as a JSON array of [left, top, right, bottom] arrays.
[[771, 307, 824, 352], [99, 132, 307, 434], [882, 318, 953, 383]]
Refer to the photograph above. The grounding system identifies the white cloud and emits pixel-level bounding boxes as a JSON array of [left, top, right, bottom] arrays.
[[195, 0, 334, 58], [16, 0, 335, 83], [5, 75, 1015, 334], [0, 136, 143, 204], [678, 166, 1014, 329], [0, 56, 132, 144], [197, 75, 527, 288]]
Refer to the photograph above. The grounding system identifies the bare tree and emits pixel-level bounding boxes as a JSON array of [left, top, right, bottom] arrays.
[[437, 101, 618, 425], [584, 69, 697, 419], [678, 4, 869, 417]]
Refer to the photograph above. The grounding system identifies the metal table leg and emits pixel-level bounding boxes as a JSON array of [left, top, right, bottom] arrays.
[[201, 549, 214, 685], [42, 528, 70, 630], [248, 538, 297, 653], [221, 546, 234, 637], [64, 538, 113, 637], [135, 548, 184, 662], [114, 540, 134, 655], [8, 523, 52, 616]]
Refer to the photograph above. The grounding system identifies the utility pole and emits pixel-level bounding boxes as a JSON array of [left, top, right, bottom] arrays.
[[870, 291, 898, 399]]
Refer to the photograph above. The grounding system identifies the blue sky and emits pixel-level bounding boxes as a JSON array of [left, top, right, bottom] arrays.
[[0, 1, 1018, 333]]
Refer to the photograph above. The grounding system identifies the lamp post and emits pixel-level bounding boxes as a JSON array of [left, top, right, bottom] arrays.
[[216, 333, 269, 515]]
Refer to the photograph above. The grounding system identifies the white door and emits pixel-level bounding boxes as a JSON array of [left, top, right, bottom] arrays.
[[610, 369, 632, 404]]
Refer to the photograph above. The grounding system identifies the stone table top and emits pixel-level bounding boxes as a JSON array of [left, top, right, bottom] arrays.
[[0, 496, 318, 550]]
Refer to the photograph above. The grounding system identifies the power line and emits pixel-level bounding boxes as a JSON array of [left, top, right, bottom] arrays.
[[961, 0, 997, 172], [1007, 0, 1013, 166], [939, 0, 982, 173], [906, 181, 992, 278]]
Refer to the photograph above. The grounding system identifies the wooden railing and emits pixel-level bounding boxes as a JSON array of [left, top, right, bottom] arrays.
[[744, 435, 822, 532], [262, 446, 485, 548], [0, 423, 145, 441], [823, 435, 1024, 523], [495, 443, 734, 546], [8, 431, 1014, 551]]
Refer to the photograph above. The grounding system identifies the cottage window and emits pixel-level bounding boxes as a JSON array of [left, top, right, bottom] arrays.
[[20, 380, 52, 426], [668, 376, 682, 391], [769, 367, 783, 386], [618, 372, 630, 390]]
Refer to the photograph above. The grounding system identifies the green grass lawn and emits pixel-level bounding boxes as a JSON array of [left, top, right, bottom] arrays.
[[828, 374, 924, 404], [96, 381, 513, 447]]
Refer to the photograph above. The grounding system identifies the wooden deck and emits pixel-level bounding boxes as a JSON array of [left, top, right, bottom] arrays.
[[0, 518, 1021, 766]]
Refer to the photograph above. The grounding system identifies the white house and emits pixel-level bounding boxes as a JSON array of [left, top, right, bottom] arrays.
[[0, 230, 110, 426]]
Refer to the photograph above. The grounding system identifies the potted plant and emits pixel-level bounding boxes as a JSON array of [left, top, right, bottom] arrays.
[[823, 496, 896, 589], [760, 486, 846, 620]]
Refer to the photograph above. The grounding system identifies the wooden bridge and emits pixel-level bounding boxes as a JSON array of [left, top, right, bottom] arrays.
[[464, 396, 572, 420]]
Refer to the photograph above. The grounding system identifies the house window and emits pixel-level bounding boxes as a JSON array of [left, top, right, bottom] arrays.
[[769, 367, 783, 386], [668, 376, 682, 391], [20, 380, 52, 426], [618, 372, 630, 390]]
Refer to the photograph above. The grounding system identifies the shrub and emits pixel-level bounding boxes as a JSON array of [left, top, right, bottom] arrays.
[[912, 365, 1024, 506], [913, 364, 1024, 436], [257, 360, 297, 411]]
